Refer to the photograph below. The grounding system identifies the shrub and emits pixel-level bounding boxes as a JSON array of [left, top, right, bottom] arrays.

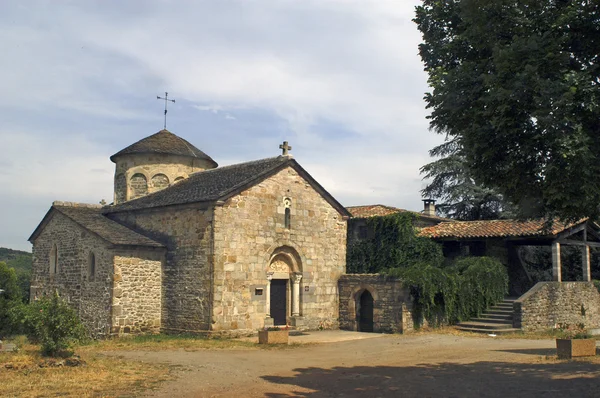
[[0, 261, 22, 337], [22, 293, 87, 357], [387, 257, 508, 328]]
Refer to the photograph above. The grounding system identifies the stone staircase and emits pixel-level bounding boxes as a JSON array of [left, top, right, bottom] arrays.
[[456, 297, 521, 334]]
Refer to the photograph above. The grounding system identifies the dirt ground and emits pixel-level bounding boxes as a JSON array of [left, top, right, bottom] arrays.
[[110, 332, 600, 397]]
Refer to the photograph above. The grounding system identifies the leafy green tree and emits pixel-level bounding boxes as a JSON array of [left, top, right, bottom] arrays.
[[0, 261, 22, 336], [421, 139, 515, 220], [415, 0, 600, 221]]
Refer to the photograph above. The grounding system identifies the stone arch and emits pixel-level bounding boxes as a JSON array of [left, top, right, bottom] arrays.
[[347, 285, 380, 332], [130, 173, 148, 199], [267, 245, 302, 276], [173, 176, 186, 183], [151, 173, 170, 191]]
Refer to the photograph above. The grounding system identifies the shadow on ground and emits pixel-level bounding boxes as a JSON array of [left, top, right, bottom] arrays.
[[261, 361, 600, 397]]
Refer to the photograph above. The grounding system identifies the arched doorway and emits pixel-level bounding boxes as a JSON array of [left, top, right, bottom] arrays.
[[266, 246, 303, 326], [358, 290, 374, 332]]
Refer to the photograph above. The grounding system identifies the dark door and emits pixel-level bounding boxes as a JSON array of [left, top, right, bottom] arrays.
[[271, 279, 287, 325], [358, 290, 374, 332]]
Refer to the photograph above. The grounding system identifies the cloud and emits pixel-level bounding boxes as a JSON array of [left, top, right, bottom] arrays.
[[0, 0, 443, 250]]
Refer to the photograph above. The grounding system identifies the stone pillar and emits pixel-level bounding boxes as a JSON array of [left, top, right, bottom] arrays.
[[552, 242, 562, 282], [291, 273, 303, 317], [582, 245, 591, 282], [265, 273, 273, 317]]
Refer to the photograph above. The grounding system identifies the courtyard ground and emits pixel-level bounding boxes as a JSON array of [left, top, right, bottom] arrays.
[[108, 331, 600, 398]]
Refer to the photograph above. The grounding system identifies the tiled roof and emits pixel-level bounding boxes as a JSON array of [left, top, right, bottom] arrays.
[[110, 129, 218, 167], [418, 219, 583, 239], [346, 204, 448, 221], [106, 156, 291, 212], [52, 204, 164, 247]]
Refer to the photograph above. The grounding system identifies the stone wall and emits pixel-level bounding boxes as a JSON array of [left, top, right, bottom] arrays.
[[112, 250, 163, 334], [113, 153, 216, 204], [30, 210, 113, 337], [109, 204, 214, 332], [212, 166, 347, 332], [514, 281, 600, 331], [338, 274, 415, 333]]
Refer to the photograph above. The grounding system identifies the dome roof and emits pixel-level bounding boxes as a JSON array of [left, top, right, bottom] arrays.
[[110, 129, 218, 167]]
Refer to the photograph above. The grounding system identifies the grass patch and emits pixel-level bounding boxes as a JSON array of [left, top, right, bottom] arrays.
[[80, 333, 261, 352], [0, 344, 171, 398]]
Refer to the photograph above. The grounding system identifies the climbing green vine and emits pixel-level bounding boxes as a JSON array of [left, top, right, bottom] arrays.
[[387, 257, 508, 327], [346, 213, 443, 273], [347, 213, 508, 328]]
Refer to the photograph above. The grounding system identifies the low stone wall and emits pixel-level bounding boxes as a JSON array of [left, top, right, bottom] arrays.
[[514, 282, 600, 331], [338, 274, 415, 333]]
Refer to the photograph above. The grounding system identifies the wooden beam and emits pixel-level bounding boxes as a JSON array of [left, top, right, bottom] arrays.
[[557, 239, 600, 248], [556, 223, 586, 240], [582, 245, 591, 282], [552, 242, 562, 282]]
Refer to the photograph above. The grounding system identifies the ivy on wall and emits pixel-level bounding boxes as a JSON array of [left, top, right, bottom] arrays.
[[347, 213, 508, 327], [387, 257, 508, 328], [346, 213, 444, 273]]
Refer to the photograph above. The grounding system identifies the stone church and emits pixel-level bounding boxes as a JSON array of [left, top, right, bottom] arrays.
[[29, 130, 350, 336]]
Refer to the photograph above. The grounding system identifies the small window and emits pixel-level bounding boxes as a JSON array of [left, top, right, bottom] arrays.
[[358, 226, 368, 240], [285, 208, 291, 229], [255, 288, 263, 296], [283, 197, 292, 229], [49, 244, 58, 274], [88, 252, 96, 280]]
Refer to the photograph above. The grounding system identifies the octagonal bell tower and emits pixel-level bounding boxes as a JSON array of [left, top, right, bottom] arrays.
[[110, 129, 218, 204]]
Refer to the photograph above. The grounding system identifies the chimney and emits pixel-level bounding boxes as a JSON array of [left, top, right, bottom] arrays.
[[422, 199, 436, 217]]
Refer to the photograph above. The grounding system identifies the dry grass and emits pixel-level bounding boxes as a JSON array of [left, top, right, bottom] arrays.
[[80, 333, 260, 352], [0, 344, 171, 398]]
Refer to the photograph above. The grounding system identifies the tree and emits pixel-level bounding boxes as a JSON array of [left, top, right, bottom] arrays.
[[415, 0, 600, 221], [421, 139, 515, 220], [0, 261, 21, 336]]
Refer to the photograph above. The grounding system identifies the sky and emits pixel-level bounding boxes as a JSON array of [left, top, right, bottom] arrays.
[[0, 0, 444, 252]]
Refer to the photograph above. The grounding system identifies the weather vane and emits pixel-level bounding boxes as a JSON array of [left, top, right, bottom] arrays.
[[157, 92, 175, 129]]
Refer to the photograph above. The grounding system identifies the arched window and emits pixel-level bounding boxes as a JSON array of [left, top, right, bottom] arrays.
[[283, 197, 292, 229], [88, 252, 96, 281], [49, 244, 58, 274], [174, 176, 185, 183], [151, 173, 170, 191], [130, 173, 148, 199]]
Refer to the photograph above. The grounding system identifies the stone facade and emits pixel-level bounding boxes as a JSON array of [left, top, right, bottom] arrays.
[[513, 281, 600, 331], [112, 250, 163, 334], [30, 205, 166, 337], [30, 210, 114, 337], [113, 153, 215, 204], [338, 274, 415, 333], [109, 205, 214, 332], [212, 167, 347, 332]]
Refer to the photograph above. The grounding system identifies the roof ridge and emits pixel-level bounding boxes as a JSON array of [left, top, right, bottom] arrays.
[[53, 201, 102, 209]]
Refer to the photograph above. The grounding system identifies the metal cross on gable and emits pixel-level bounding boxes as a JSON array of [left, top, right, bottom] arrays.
[[279, 141, 292, 156], [157, 92, 175, 130]]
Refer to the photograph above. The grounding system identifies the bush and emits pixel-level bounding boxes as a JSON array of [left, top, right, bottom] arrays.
[[387, 256, 508, 328], [0, 261, 22, 337], [19, 293, 87, 357]]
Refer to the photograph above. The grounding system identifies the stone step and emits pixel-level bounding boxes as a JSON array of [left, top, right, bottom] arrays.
[[471, 317, 514, 325], [478, 313, 513, 321], [490, 304, 514, 310], [456, 326, 521, 335], [482, 309, 513, 316], [457, 321, 514, 330]]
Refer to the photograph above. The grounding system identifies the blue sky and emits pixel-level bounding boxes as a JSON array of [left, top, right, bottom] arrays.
[[0, 0, 443, 251]]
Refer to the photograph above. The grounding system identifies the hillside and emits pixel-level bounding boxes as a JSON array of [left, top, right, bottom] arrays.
[[0, 247, 32, 273]]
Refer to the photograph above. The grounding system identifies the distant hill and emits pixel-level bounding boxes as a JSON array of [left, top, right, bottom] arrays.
[[0, 247, 32, 273]]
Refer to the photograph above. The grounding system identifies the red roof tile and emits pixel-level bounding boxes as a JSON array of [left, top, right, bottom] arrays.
[[418, 219, 584, 239], [346, 204, 448, 221]]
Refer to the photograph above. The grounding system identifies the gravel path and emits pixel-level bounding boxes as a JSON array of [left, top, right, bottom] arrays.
[[110, 333, 600, 397]]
